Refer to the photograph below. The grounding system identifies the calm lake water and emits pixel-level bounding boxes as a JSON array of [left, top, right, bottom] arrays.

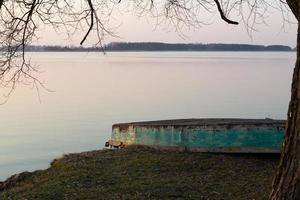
[[0, 51, 296, 180]]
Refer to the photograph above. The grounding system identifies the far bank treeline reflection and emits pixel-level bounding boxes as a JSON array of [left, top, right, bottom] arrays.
[[21, 42, 294, 52]]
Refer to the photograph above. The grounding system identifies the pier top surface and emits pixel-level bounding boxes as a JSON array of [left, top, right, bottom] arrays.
[[113, 118, 286, 128]]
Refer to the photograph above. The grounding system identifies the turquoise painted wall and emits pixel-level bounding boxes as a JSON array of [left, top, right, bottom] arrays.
[[134, 127, 284, 149], [111, 126, 284, 151]]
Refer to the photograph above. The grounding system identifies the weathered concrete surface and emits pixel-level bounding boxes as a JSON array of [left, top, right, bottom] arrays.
[[109, 118, 286, 153]]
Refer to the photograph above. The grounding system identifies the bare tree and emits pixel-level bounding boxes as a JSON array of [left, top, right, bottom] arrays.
[[0, 0, 298, 199], [269, 1, 300, 199]]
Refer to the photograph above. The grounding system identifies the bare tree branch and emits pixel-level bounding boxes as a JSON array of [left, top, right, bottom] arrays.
[[214, 0, 238, 25], [80, 0, 95, 45], [286, 0, 298, 20]]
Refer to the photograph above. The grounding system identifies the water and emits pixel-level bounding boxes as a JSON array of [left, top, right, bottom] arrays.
[[0, 51, 295, 180]]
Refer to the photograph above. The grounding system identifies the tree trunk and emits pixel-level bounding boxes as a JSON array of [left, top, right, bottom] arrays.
[[269, 1, 300, 199]]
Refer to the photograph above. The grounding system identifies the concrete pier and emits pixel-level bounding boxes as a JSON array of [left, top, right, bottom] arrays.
[[108, 118, 286, 153]]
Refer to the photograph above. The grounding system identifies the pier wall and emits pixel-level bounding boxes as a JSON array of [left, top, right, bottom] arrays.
[[111, 120, 285, 153]]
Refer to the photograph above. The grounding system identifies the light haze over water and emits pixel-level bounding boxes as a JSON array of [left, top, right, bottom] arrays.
[[0, 51, 296, 180]]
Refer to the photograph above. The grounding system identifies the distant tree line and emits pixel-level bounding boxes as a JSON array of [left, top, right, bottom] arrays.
[[23, 45, 102, 52], [105, 42, 293, 51], [5, 42, 293, 52]]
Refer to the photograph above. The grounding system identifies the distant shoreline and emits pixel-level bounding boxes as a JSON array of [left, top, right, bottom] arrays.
[[21, 42, 295, 52], [25, 50, 295, 52]]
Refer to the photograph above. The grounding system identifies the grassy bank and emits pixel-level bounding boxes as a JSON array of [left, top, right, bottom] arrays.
[[0, 146, 279, 200]]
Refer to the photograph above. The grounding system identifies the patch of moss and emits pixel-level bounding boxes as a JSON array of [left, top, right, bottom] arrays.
[[0, 146, 279, 200]]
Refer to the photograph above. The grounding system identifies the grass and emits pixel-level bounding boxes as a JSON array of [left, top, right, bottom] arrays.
[[0, 145, 279, 200]]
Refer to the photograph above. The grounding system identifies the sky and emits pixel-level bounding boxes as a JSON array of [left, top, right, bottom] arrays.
[[36, 2, 298, 48]]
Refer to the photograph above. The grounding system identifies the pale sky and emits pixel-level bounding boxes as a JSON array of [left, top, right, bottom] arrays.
[[36, 3, 298, 48]]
